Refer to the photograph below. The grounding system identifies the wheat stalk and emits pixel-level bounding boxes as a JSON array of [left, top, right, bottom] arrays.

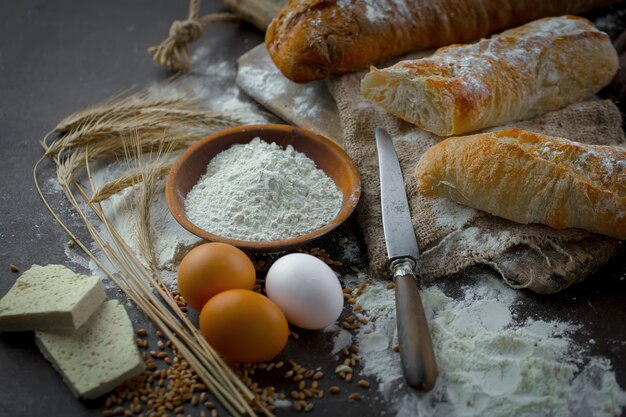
[[47, 111, 240, 156], [36, 141, 264, 417], [34, 86, 274, 416], [54, 88, 196, 133], [133, 138, 172, 270], [90, 163, 172, 203], [56, 130, 203, 185]]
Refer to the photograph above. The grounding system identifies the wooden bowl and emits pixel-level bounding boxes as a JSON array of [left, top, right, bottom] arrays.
[[165, 124, 361, 252]]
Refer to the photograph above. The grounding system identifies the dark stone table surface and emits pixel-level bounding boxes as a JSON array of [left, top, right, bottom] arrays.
[[0, 1, 624, 416]]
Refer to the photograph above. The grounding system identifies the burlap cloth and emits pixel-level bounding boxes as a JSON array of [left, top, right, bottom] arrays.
[[328, 73, 625, 294]]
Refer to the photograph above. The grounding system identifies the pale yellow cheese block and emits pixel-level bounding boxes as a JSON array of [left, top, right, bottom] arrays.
[[0, 264, 105, 332], [35, 300, 145, 399]]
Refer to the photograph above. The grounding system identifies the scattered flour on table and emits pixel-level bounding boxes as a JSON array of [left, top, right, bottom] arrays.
[[47, 161, 201, 291], [146, 82, 269, 126], [64, 246, 90, 270], [185, 138, 342, 242], [355, 275, 626, 417], [326, 324, 354, 357], [82, 161, 202, 289], [273, 399, 292, 409]]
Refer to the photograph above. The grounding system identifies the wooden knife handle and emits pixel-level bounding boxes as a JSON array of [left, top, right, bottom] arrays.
[[394, 273, 439, 391]]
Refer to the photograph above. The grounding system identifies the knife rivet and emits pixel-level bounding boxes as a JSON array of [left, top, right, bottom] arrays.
[[390, 258, 416, 279]]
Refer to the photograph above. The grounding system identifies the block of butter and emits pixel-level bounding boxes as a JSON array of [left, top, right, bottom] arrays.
[[36, 300, 146, 399], [0, 264, 106, 332]]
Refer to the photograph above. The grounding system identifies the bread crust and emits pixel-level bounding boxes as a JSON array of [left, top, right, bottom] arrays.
[[265, 0, 619, 83], [414, 128, 626, 239], [361, 16, 619, 136]]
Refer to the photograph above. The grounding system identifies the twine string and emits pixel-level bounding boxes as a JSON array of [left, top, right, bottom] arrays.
[[148, 0, 239, 73]]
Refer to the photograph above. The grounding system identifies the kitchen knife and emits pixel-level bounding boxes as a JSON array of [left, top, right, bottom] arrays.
[[375, 127, 438, 391]]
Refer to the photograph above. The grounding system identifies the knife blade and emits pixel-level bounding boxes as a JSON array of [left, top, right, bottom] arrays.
[[375, 127, 438, 391]]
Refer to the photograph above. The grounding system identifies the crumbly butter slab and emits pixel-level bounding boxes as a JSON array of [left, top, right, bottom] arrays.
[[36, 300, 145, 399], [0, 264, 106, 331]]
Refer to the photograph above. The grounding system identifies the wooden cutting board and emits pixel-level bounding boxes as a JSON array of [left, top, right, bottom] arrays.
[[236, 43, 344, 145], [222, 0, 283, 30], [225, 0, 343, 144]]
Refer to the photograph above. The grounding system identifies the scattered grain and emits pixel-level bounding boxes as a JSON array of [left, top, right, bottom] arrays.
[[329, 386, 341, 395], [335, 364, 352, 374], [348, 392, 361, 402]]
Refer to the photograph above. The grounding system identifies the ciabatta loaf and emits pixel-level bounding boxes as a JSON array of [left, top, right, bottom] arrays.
[[362, 16, 619, 136], [414, 129, 626, 239], [265, 0, 619, 83]]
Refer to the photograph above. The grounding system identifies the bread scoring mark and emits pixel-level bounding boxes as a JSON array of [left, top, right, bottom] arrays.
[[495, 129, 626, 198], [362, 15, 617, 136]]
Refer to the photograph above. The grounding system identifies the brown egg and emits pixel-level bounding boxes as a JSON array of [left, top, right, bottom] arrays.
[[199, 289, 289, 363], [177, 243, 255, 311]]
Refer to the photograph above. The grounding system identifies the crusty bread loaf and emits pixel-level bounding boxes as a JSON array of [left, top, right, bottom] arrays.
[[0, 264, 105, 332], [414, 129, 626, 239], [361, 16, 619, 136], [265, 0, 619, 83]]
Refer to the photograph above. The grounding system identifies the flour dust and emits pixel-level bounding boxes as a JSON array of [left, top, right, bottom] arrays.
[[355, 274, 626, 417]]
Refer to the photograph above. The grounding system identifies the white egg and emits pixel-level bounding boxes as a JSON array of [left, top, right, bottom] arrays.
[[265, 253, 343, 330]]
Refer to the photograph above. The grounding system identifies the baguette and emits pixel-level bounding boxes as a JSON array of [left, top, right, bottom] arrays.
[[414, 129, 626, 239], [265, 0, 619, 83], [361, 16, 619, 136]]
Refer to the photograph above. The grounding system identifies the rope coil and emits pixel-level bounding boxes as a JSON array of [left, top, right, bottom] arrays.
[[149, 0, 239, 73]]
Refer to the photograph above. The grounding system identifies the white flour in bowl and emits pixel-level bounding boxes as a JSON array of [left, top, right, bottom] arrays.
[[184, 138, 342, 242], [355, 274, 626, 417]]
